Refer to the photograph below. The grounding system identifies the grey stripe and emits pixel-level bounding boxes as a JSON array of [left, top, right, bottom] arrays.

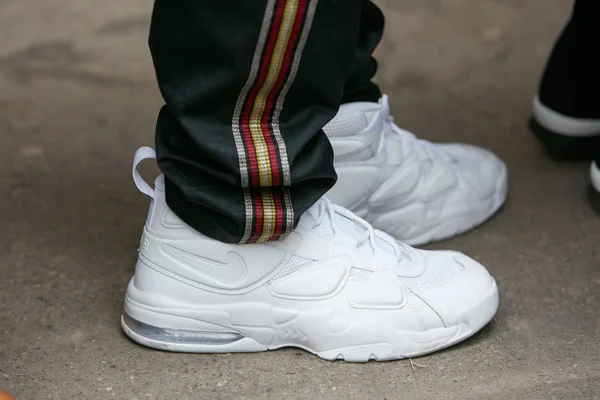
[[239, 189, 255, 245], [283, 188, 294, 236]]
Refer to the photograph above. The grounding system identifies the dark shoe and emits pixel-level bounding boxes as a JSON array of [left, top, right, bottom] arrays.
[[531, 1, 600, 160]]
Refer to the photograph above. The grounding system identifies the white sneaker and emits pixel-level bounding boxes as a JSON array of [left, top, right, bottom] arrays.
[[324, 95, 508, 246], [122, 147, 499, 362]]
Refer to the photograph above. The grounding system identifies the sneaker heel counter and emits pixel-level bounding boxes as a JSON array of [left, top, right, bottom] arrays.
[[131, 256, 160, 294], [130, 254, 205, 304]]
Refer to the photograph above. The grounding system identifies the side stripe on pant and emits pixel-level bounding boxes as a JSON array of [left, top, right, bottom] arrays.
[[232, 0, 318, 244]]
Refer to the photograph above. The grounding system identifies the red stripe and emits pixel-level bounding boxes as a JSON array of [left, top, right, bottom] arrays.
[[258, 125, 280, 185], [260, 0, 308, 187], [249, 189, 264, 243], [272, 190, 284, 238], [240, 0, 286, 188], [241, 135, 258, 188]]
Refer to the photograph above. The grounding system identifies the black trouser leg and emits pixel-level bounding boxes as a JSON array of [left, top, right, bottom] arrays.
[[538, 0, 600, 119], [342, 1, 385, 104], [531, 0, 600, 159], [149, 0, 366, 243]]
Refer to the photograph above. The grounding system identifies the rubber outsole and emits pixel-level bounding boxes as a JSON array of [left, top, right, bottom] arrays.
[[529, 117, 600, 160], [121, 280, 498, 363]]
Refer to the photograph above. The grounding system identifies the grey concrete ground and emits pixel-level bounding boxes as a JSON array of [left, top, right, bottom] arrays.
[[1, 0, 599, 399]]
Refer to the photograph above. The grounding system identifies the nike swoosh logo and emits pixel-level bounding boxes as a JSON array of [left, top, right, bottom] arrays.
[[161, 244, 246, 283]]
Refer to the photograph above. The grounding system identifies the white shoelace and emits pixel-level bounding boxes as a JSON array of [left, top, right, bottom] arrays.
[[314, 197, 405, 264]]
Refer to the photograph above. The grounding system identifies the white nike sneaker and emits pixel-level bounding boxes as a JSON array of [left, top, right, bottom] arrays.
[[324, 95, 508, 246], [122, 147, 499, 362]]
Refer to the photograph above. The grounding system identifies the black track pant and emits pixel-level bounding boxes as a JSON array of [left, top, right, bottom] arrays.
[[150, 0, 383, 243], [538, 0, 600, 119]]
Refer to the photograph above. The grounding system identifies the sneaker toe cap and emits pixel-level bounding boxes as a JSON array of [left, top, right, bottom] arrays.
[[411, 253, 499, 329], [439, 143, 507, 199]]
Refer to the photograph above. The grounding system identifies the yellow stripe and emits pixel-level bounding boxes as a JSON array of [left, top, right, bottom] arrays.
[[257, 191, 277, 243], [249, 0, 299, 189]]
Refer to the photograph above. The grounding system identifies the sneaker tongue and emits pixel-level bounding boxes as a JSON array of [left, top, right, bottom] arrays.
[[305, 199, 325, 221], [303, 199, 408, 269], [323, 102, 381, 137], [300, 199, 335, 237], [334, 210, 365, 238], [303, 199, 369, 241]]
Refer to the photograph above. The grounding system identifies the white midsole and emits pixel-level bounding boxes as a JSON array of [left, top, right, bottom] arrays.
[[533, 96, 600, 137], [122, 275, 498, 360]]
